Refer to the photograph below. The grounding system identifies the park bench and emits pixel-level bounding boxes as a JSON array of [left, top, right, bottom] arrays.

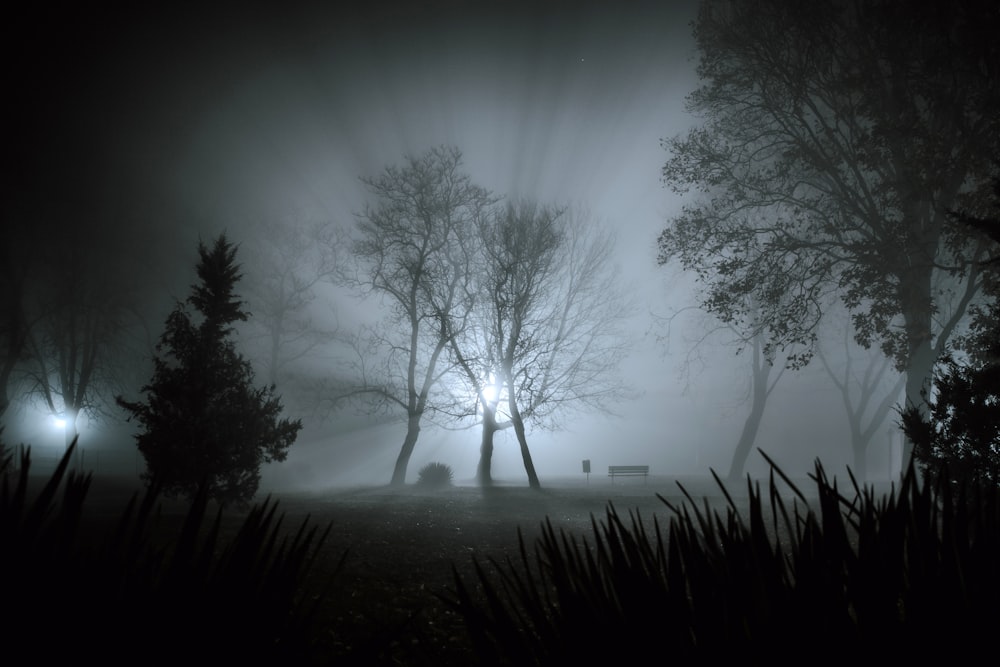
[[608, 465, 649, 484]]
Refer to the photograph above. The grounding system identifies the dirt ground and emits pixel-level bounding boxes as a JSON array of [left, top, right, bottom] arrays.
[[272, 478, 723, 665], [73, 473, 820, 665]]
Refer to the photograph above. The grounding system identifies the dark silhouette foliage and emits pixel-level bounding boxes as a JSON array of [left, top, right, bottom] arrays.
[[657, 0, 1000, 468], [416, 461, 454, 488], [903, 174, 1000, 487], [1, 441, 333, 665], [118, 235, 301, 506], [446, 454, 1000, 663]]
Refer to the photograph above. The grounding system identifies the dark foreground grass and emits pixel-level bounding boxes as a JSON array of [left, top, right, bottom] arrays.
[[2, 440, 333, 665], [5, 441, 999, 665], [446, 453, 1000, 664]]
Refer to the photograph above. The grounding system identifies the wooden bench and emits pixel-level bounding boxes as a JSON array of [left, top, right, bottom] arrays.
[[608, 465, 649, 484]]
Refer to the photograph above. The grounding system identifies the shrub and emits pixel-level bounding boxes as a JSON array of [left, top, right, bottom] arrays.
[[416, 462, 453, 488], [445, 453, 1000, 663], [902, 355, 1000, 489]]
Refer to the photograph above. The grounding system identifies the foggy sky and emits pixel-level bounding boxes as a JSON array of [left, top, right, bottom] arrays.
[[4, 1, 891, 486]]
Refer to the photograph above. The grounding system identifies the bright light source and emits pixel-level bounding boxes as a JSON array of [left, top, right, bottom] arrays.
[[480, 373, 501, 405], [53, 416, 66, 430]]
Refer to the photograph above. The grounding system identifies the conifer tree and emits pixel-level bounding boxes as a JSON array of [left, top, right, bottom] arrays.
[[118, 234, 300, 506]]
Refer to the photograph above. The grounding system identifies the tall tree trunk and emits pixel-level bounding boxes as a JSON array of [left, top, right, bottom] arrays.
[[508, 396, 540, 489], [727, 394, 766, 484], [727, 336, 774, 484], [901, 303, 936, 478], [390, 413, 421, 486], [477, 406, 499, 486], [900, 262, 937, 473], [819, 338, 906, 485], [851, 429, 869, 483], [902, 343, 936, 469]]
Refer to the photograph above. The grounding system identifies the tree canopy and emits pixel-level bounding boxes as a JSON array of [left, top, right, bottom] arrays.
[[450, 203, 633, 487], [118, 234, 300, 506], [657, 0, 1000, 452], [16, 219, 141, 447], [345, 146, 497, 485], [341, 147, 633, 487]]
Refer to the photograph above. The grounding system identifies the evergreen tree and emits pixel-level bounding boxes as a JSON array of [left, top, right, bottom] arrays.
[[118, 234, 300, 506]]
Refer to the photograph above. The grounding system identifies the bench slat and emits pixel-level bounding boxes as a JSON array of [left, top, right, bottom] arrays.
[[608, 465, 649, 475], [608, 465, 649, 484]]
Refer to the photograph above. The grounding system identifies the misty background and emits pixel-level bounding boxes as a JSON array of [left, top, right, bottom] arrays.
[[3, 0, 903, 489]]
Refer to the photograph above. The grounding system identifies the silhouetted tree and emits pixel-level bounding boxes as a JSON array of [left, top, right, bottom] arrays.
[[20, 222, 137, 447], [659, 222, 803, 482], [117, 234, 300, 506], [344, 146, 496, 485], [816, 313, 904, 482], [725, 330, 789, 483], [0, 220, 36, 426], [240, 214, 341, 389], [658, 0, 1000, 464], [453, 203, 633, 487], [902, 174, 1000, 487]]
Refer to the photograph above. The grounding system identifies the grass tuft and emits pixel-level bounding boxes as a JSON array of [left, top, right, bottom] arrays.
[[1, 438, 337, 665], [445, 452, 1000, 663]]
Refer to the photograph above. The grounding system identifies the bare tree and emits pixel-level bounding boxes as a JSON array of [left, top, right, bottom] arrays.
[[239, 214, 342, 390], [22, 228, 135, 448], [453, 203, 634, 488], [726, 330, 793, 483], [345, 146, 496, 486], [658, 299, 794, 483], [817, 312, 907, 482], [0, 220, 38, 425]]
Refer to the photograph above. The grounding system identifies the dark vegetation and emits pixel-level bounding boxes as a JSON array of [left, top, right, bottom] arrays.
[[448, 457, 1000, 663], [903, 174, 1000, 489], [117, 235, 301, 507], [416, 461, 454, 488], [2, 441, 330, 665], [6, 439, 1000, 665], [341, 148, 629, 489], [5, 3, 999, 663], [657, 0, 1000, 477]]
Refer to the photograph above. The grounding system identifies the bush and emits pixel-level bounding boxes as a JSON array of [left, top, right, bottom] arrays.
[[902, 355, 1000, 489], [445, 453, 1000, 663], [416, 462, 453, 488]]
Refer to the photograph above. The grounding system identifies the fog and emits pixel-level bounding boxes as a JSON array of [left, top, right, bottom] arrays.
[[4, 0, 905, 491]]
